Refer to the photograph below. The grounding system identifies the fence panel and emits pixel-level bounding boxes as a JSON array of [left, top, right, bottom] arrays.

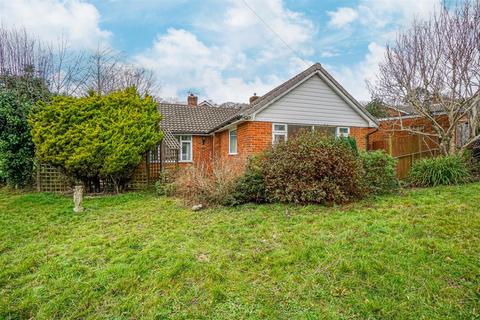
[[395, 150, 438, 179], [36, 163, 71, 193], [371, 133, 438, 179]]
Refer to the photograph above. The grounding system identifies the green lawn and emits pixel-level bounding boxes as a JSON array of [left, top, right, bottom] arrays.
[[0, 185, 479, 319]]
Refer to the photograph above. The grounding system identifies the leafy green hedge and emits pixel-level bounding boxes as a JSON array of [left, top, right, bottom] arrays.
[[360, 151, 399, 195], [228, 156, 266, 206], [0, 74, 50, 187]]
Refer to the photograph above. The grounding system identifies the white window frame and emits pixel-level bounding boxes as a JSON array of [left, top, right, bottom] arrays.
[[177, 135, 192, 162], [336, 127, 350, 138], [272, 123, 288, 144], [229, 128, 238, 155]]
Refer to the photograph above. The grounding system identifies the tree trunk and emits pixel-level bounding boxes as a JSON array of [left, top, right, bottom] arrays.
[[448, 134, 457, 155]]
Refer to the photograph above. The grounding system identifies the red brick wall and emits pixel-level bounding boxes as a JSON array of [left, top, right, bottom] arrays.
[[164, 135, 213, 170], [350, 127, 377, 150], [212, 121, 272, 166], [192, 135, 213, 167], [168, 116, 451, 171], [242, 121, 272, 154], [163, 122, 377, 173]]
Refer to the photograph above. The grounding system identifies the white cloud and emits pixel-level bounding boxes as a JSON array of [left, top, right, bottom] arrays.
[[0, 0, 441, 105], [327, 0, 440, 33], [136, 0, 438, 103], [320, 50, 340, 58], [0, 0, 111, 49], [357, 0, 440, 28], [223, 0, 314, 48], [135, 28, 282, 102], [327, 7, 358, 28], [136, 0, 316, 103], [330, 42, 385, 101], [326, 0, 441, 101]]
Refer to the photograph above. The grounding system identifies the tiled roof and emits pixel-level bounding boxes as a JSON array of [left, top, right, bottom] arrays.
[[158, 63, 379, 135], [158, 103, 241, 134]]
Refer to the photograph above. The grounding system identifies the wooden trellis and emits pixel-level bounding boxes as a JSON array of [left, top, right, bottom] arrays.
[[36, 140, 179, 193], [36, 163, 71, 193]]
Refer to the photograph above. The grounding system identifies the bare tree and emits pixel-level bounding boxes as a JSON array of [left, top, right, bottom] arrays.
[[116, 65, 157, 96], [85, 47, 119, 95], [84, 47, 158, 96], [46, 37, 90, 96], [0, 26, 158, 97], [0, 26, 89, 95], [373, 1, 480, 155], [0, 25, 50, 80]]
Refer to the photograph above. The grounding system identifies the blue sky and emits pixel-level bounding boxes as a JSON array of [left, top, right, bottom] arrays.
[[0, 0, 444, 103]]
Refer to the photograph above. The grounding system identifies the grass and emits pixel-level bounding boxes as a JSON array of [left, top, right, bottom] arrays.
[[0, 185, 479, 319]]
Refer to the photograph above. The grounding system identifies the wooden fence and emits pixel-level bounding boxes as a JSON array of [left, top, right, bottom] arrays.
[[371, 134, 438, 179]]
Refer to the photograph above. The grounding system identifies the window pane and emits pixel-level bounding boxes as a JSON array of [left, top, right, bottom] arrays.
[[337, 127, 349, 137], [181, 143, 188, 161], [229, 136, 237, 154], [181, 142, 191, 161], [273, 134, 286, 144], [180, 135, 192, 141], [314, 126, 336, 137], [288, 125, 311, 139], [229, 130, 237, 154], [273, 124, 286, 132]]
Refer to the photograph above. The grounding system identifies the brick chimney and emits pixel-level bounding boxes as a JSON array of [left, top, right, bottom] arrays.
[[249, 93, 259, 104], [187, 93, 198, 107]]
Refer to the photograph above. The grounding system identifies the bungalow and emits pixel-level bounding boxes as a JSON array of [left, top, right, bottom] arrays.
[[154, 63, 379, 169]]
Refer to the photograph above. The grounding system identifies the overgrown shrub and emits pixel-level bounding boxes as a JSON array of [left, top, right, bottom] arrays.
[[174, 159, 244, 205], [407, 155, 471, 187], [228, 156, 266, 206], [340, 136, 359, 156], [154, 171, 176, 196], [261, 131, 365, 204], [360, 151, 399, 195]]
